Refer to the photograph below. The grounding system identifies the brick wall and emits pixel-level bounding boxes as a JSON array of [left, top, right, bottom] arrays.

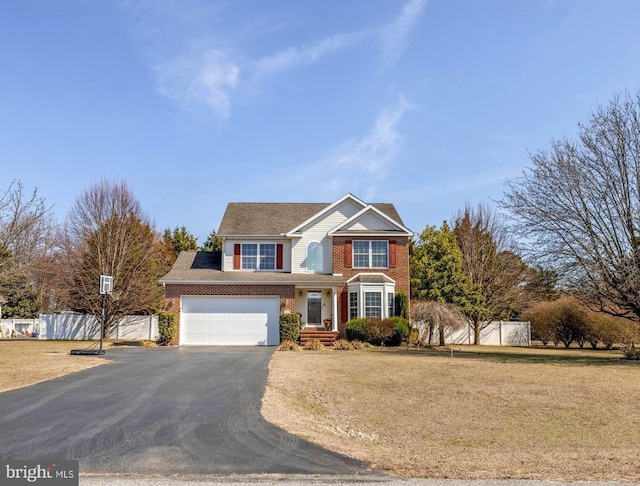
[[164, 284, 295, 345], [332, 236, 411, 330]]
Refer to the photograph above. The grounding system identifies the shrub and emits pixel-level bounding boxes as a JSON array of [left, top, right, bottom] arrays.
[[364, 317, 411, 346], [345, 318, 368, 342], [390, 317, 411, 346], [303, 338, 325, 350], [524, 297, 589, 347], [367, 318, 395, 345], [279, 313, 300, 343], [332, 338, 354, 350], [350, 340, 372, 350], [623, 347, 640, 360], [395, 291, 408, 319], [409, 328, 419, 345], [523, 301, 558, 346], [157, 312, 177, 346], [278, 340, 300, 351]]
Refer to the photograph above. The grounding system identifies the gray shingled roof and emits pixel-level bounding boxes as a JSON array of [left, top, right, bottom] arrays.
[[218, 202, 404, 236], [160, 251, 345, 284]]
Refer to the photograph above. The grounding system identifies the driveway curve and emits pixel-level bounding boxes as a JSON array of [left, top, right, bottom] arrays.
[[0, 347, 372, 475]]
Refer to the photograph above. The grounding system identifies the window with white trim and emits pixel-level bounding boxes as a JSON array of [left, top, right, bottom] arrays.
[[349, 292, 358, 320], [388, 292, 395, 317], [242, 243, 275, 270], [353, 240, 388, 268], [306, 242, 323, 271], [364, 291, 382, 319]]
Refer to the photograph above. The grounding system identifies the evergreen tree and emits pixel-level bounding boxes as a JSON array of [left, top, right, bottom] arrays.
[[201, 229, 222, 252], [410, 222, 483, 345], [163, 225, 199, 262]]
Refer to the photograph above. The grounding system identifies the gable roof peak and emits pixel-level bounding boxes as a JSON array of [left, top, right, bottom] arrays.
[[285, 193, 368, 236]]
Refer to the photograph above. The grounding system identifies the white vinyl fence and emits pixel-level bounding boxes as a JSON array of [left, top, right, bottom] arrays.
[[416, 320, 531, 346], [1, 314, 158, 341], [0, 319, 39, 338]]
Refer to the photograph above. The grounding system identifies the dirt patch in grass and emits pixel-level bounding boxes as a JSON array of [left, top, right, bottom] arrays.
[[262, 345, 640, 481], [0, 340, 118, 393]]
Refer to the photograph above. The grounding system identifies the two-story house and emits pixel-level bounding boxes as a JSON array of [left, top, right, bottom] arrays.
[[159, 193, 412, 345]]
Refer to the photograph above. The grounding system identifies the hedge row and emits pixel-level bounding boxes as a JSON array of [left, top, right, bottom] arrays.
[[345, 317, 410, 346], [523, 297, 640, 349]]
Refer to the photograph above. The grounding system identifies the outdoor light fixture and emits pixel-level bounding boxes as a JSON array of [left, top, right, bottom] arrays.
[[326, 290, 331, 297], [299, 290, 303, 297]]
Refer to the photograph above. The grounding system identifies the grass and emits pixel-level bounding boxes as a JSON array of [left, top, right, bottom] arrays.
[[0, 340, 121, 393], [262, 345, 640, 481], [3, 340, 638, 480]]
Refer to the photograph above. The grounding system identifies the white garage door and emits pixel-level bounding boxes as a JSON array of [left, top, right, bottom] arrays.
[[180, 296, 280, 346]]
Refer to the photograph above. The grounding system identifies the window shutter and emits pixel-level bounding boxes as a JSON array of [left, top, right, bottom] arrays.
[[344, 240, 352, 268], [389, 240, 397, 268], [233, 244, 241, 269], [276, 244, 283, 270], [341, 291, 348, 322]]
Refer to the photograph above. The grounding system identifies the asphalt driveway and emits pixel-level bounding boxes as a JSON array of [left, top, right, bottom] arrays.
[[0, 346, 371, 475]]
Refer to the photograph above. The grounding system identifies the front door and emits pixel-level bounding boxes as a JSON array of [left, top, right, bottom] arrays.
[[307, 291, 322, 325]]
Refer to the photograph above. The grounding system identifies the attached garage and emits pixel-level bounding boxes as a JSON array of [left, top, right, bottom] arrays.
[[180, 296, 280, 346]]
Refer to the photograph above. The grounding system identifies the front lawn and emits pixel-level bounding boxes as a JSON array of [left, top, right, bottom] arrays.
[[0, 340, 116, 393], [262, 345, 640, 481]]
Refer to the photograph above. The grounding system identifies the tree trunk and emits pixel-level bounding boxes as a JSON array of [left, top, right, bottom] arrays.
[[473, 320, 481, 345], [438, 323, 445, 346]]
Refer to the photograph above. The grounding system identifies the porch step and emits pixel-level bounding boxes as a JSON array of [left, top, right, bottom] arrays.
[[299, 329, 340, 346]]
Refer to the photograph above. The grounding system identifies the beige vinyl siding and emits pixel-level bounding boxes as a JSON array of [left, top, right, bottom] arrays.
[[291, 199, 363, 274], [343, 211, 398, 231]]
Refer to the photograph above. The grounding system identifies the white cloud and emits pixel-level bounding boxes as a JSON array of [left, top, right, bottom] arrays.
[[154, 48, 239, 119], [128, 0, 425, 120], [253, 30, 369, 80], [281, 98, 411, 201], [380, 0, 427, 64]]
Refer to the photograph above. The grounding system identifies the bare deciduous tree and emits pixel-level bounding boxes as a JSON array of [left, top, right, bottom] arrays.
[[61, 180, 166, 337], [0, 180, 53, 271], [0, 181, 58, 313], [410, 300, 466, 346], [453, 203, 529, 344], [502, 90, 640, 321]]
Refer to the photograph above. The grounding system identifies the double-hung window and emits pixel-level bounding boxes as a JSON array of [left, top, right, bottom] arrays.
[[349, 292, 359, 320], [387, 292, 395, 317], [353, 240, 388, 268], [364, 292, 382, 319], [242, 243, 275, 270]]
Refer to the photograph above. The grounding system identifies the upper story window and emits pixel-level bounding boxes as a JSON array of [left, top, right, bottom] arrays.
[[306, 241, 323, 271], [353, 240, 388, 268], [242, 243, 275, 270]]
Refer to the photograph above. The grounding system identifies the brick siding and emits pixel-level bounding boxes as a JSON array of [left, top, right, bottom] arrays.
[[163, 236, 411, 342], [332, 236, 411, 332], [164, 284, 295, 345]]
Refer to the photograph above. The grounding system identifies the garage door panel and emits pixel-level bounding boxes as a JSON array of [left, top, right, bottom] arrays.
[[181, 296, 279, 346]]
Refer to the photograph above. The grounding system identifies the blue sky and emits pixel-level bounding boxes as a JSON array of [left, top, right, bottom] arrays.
[[2, 0, 639, 243]]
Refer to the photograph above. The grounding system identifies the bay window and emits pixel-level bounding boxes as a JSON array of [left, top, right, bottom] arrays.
[[364, 292, 382, 319]]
